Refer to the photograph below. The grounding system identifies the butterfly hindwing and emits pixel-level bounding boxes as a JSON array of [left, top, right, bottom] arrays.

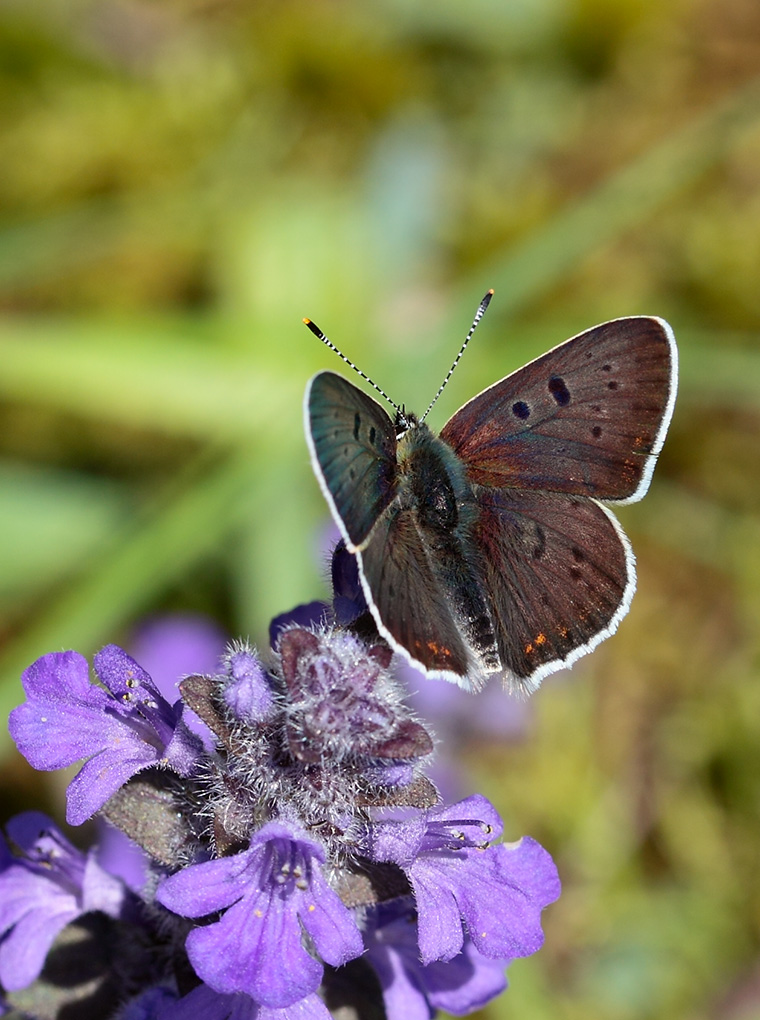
[[306, 371, 399, 550], [472, 487, 633, 691], [440, 317, 677, 503], [357, 504, 482, 682]]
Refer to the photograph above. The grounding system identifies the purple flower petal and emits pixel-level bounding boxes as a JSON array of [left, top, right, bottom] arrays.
[[118, 986, 179, 1020], [95, 820, 149, 894], [10, 652, 116, 769], [63, 744, 160, 826], [269, 603, 330, 649], [365, 902, 510, 1019], [331, 541, 368, 626], [189, 888, 323, 1006], [223, 646, 274, 722], [0, 812, 125, 991], [422, 940, 508, 1014], [363, 910, 432, 1020], [157, 822, 363, 1008], [157, 985, 332, 1020], [367, 794, 560, 965], [10, 648, 204, 825], [130, 613, 228, 749], [364, 813, 426, 867], [93, 645, 207, 774], [414, 830, 559, 963]]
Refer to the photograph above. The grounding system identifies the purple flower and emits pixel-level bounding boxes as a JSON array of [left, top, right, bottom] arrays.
[[330, 541, 368, 627], [94, 819, 149, 894], [130, 612, 228, 748], [365, 902, 509, 1019], [222, 645, 275, 722], [155, 985, 332, 1020], [9, 646, 204, 825], [119, 986, 180, 1020], [278, 628, 432, 766], [269, 602, 331, 650], [156, 820, 363, 1008], [6, 610, 561, 1014], [366, 794, 560, 964], [0, 812, 125, 991]]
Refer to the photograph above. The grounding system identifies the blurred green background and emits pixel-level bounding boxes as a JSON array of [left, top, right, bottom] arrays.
[[1, 0, 760, 1017]]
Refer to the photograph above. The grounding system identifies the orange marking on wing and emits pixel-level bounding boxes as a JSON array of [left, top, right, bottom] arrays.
[[427, 641, 453, 660], [526, 633, 549, 657], [414, 639, 454, 662]]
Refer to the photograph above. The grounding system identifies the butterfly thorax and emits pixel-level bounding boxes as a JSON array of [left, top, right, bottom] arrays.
[[396, 423, 477, 539]]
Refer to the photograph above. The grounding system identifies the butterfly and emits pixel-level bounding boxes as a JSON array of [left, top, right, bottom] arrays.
[[304, 295, 677, 694]]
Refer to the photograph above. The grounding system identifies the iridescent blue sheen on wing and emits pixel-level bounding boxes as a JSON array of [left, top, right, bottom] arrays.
[[307, 372, 398, 549]]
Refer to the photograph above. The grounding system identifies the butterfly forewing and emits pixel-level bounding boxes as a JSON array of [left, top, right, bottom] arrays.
[[473, 488, 634, 691], [307, 371, 399, 550], [440, 317, 676, 503]]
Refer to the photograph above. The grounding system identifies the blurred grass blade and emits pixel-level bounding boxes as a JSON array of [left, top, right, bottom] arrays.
[[0, 461, 128, 609], [0, 320, 300, 439]]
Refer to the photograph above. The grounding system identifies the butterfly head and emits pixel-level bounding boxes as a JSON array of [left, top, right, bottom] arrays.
[[394, 407, 419, 440]]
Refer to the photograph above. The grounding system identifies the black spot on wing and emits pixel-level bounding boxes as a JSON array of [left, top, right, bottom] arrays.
[[512, 401, 530, 420], [548, 375, 571, 406]]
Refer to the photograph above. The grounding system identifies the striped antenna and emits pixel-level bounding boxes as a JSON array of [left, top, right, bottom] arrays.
[[303, 317, 404, 417], [419, 289, 494, 424]]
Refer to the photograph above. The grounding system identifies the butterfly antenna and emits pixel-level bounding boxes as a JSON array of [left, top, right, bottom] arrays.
[[419, 289, 494, 424], [303, 317, 405, 418]]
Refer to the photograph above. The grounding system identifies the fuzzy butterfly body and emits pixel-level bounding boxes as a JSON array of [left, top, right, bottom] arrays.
[[305, 314, 677, 694]]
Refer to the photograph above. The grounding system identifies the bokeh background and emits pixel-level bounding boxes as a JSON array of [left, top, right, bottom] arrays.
[[1, 1, 760, 1017]]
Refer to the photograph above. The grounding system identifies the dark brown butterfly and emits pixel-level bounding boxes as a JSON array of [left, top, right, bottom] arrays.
[[305, 302, 677, 693]]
